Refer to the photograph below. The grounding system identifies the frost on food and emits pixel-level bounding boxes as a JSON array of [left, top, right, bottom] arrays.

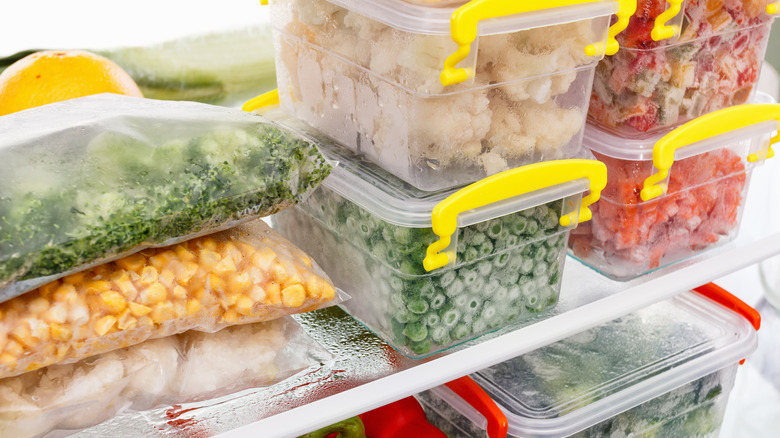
[[273, 0, 595, 184]]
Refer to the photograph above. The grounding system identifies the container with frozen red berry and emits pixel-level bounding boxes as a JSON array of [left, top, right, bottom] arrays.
[[569, 96, 779, 280], [588, 0, 778, 137]]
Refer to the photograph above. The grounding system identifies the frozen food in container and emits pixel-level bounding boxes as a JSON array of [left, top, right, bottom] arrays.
[[261, 0, 633, 190], [589, 0, 778, 136], [417, 283, 760, 438], [570, 100, 779, 280], [0, 219, 341, 380], [0, 94, 332, 302], [273, 131, 607, 357]]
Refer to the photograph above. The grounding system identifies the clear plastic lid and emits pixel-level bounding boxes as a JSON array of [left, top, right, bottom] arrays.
[[469, 289, 758, 437], [263, 108, 592, 229], [321, 0, 618, 36], [583, 92, 780, 161]]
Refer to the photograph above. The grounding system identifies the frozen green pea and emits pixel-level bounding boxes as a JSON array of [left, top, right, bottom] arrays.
[[407, 298, 429, 315], [441, 308, 462, 327], [476, 261, 493, 277], [430, 293, 447, 310], [452, 323, 471, 340], [439, 270, 456, 288], [403, 321, 428, 343], [409, 338, 431, 355], [425, 313, 441, 328], [477, 240, 494, 258], [486, 221, 503, 240]]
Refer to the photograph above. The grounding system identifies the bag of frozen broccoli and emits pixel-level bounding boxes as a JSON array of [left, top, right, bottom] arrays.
[[0, 316, 332, 438], [0, 94, 332, 301], [0, 219, 342, 380]]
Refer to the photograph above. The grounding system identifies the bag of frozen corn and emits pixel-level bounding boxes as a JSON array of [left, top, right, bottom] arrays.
[[0, 317, 332, 438], [0, 219, 340, 380], [0, 93, 332, 301]]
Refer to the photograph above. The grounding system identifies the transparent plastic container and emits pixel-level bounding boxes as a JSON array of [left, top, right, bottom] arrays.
[[570, 99, 779, 280], [272, 124, 607, 358], [589, 0, 777, 137], [417, 283, 760, 438], [265, 0, 629, 191]]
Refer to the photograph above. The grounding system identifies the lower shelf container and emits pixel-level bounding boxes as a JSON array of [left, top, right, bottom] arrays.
[[417, 283, 760, 437]]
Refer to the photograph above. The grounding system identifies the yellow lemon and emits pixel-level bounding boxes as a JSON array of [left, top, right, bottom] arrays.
[[0, 50, 142, 116]]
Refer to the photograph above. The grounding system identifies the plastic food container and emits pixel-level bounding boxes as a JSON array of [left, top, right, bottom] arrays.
[[589, 0, 778, 137], [273, 132, 607, 358], [569, 101, 779, 280], [263, 0, 633, 191], [417, 283, 761, 438]]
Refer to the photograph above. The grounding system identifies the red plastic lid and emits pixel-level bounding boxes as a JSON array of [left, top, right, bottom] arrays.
[[445, 376, 509, 438]]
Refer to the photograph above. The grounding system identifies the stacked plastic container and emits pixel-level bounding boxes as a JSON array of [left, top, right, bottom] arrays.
[[572, 0, 780, 279], [417, 283, 761, 437], [259, 0, 643, 357]]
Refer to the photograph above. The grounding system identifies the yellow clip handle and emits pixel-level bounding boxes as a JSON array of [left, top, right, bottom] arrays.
[[769, 2, 779, 14], [651, 0, 684, 41], [585, 0, 637, 57], [423, 160, 607, 271], [441, 0, 634, 86], [641, 104, 780, 202], [242, 89, 279, 112], [260, 0, 268, 5]]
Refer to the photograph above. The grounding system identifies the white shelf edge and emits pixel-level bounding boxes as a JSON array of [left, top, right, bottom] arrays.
[[215, 231, 780, 438]]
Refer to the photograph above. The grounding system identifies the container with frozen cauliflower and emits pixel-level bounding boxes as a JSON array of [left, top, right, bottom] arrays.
[[262, 0, 633, 191], [570, 98, 779, 280], [0, 219, 340, 380], [272, 126, 607, 357]]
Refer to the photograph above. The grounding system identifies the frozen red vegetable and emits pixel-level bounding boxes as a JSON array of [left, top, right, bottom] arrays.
[[570, 148, 747, 275]]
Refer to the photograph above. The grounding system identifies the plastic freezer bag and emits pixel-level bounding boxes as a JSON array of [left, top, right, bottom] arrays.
[[0, 93, 332, 301], [0, 317, 332, 438], [0, 219, 340, 380]]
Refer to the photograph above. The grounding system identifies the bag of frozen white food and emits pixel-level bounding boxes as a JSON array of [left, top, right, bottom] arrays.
[[0, 93, 332, 301], [0, 316, 332, 438], [0, 219, 341, 380]]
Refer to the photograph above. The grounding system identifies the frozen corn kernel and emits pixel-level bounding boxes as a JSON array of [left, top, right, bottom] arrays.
[[83, 280, 111, 295], [208, 273, 226, 294], [4, 340, 23, 358], [42, 304, 68, 324], [98, 291, 127, 314], [150, 302, 176, 324], [68, 302, 90, 326], [271, 262, 289, 283], [29, 320, 50, 343], [137, 316, 154, 329], [251, 247, 276, 270], [129, 302, 152, 317], [265, 282, 281, 304], [176, 262, 199, 285], [202, 237, 218, 251], [53, 284, 77, 302], [282, 284, 305, 308], [139, 266, 159, 285], [0, 353, 16, 367], [140, 283, 168, 306], [28, 297, 50, 316], [213, 257, 238, 276], [173, 285, 188, 300], [249, 285, 267, 302], [321, 284, 336, 301], [149, 251, 175, 269], [236, 295, 255, 316], [228, 272, 252, 294], [159, 269, 176, 288], [199, 248, 222, 268], [117, 313, 137, 331], [39, 282, 59, 299], [50, 323, 72, 341], [306, 277, 323, 299], [116, 253, 147, 272], [222, 310, 239, 324], [283, 273, 303, 290], [186, 299, 202, 315], [94, 316, 117, 336], [63, 272, 86, 285], [115, 278, 138, 299], [10, 324, 35, 348], [173, 244, 196, 262]]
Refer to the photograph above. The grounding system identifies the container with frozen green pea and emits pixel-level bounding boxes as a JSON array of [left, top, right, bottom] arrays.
[[272, 128, 606, 357]]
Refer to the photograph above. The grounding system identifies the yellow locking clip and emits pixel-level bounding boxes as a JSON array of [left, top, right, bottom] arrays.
[[641, 104, 780, 202], [441, 0, 636, 87], [242, 89, 280, 112], [423, 160, 607, 271], [651, 0, 684, 41]]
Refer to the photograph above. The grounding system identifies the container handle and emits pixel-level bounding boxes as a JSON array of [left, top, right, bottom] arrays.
[[640, 104, 780, 202], [242, 89, 279, 112], [441, 0, 636, 86], [693, 282, 761, 365], [423, 159, 607, 271], [651, 0, 684, 41], [359, 396, 447, 438], [445, 376, 508, 438]]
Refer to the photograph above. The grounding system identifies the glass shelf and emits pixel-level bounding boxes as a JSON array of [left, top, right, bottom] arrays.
[[73, 156, 780, 438]]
